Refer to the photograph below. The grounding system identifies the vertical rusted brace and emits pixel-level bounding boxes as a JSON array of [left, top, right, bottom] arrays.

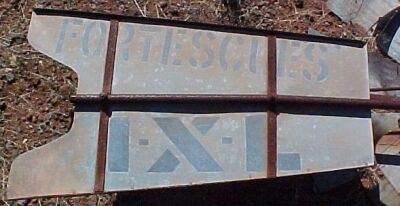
[[94, 20, 119, 193], [267, 36, 277, 178]]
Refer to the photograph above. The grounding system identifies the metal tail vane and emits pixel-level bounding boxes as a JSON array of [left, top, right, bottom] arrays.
[[7, 8, 400, 200]]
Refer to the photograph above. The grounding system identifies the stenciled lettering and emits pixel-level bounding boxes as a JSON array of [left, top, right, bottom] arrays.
[[81, 21, 107, 56], [56, 21, 264, 74], [278, 40, 331, 83], [55, 19, 106, 56], [55, 19, 83, 53], [121, 25, 135, 61], [140, 26, 161, 62], [189, 31, 215, 68]]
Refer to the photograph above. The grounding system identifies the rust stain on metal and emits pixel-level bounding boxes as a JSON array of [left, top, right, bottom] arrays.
[[94, 20, 119, 193], [267, 36, 277, 178]]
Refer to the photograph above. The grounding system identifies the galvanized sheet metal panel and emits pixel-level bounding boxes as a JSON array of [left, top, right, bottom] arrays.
[[277, 113, 373, 176], [368, 53, 400, 98], [277, 38, 370, 99], [275, 37, 373, 177], [7, 110, 100, 199], [372, 112, 400, 140], [105, 112, 268, 191], [103, 111, 374, 192], [327, 0, 400, 32], [112, 22, 268, 94], [379, 175, 400, 206]]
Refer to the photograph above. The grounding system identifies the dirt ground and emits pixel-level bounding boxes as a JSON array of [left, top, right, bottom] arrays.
[[0, 0, 380, 205]]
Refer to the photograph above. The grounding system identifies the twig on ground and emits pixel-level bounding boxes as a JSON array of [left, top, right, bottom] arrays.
[[144, 1, 149, 17], [157, 4, 168, 18], [28, 72, 50, 82], [155, 3, 160, 18], [133, 0, 146, 17]]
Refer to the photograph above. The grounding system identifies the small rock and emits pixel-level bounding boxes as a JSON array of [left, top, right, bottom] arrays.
[[159, 1, 168, 9], [52, 0, 63, 6], [222, 0, 241, 11], [0, 80, 5, 89], [5, 73, 15, 83], [36, 0, 51, 7], [32, 78, 41, 87], [59, 84, 71, 96], [256, 1, 267, 7], [4, 68, 13, 72], [50, 97, 58, 105], [10, 0, 21, 6], [308, 28, 325, 36], [9, 55, 17, 67], [27, 112, 34, 121], [9, 33, 25, 46], [0, 101, 6, 111], [169, 6, 180, 16], [40, 106, 49, 112], [31, 115, 37, 123], [294, 0, 304, 8], [15, 199, 28, 205]]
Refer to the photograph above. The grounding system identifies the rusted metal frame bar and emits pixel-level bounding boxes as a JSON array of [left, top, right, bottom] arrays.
[[33, 8, 365, 48], [71, 94, 273, 102], [370, 87, 400, 92], [94, 20, 119, 193], [70, 94, 400, 110], [267, 36, 277, 178]]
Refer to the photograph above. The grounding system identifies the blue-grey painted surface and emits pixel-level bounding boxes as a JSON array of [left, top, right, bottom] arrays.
[[138, 138, 149, 145], [277, 38, 369, 99], [153, 117, 223, 172], [221, 137, 233, 144], [113, 22, 268, 94], [104, 112, 268, 192], [277, 153, 301, 171], [148, 149, 180, 172], [245, 115, 266, 172], [192, 117, 219, 135], [108, 117, 130, 172]]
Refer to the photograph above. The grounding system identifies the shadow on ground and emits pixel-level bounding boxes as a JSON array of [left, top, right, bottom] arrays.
[[114, 170, 381, 206]]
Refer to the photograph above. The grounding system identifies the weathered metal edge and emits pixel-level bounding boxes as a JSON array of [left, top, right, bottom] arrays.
[[32, 8, 365, 48], [7, 165, 374, 200], [94, 20, 119, 193], [375, 7, 400, 54], [267, 36, 277, 178]]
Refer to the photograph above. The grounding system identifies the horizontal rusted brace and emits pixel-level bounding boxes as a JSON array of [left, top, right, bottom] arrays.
[[370, 87, 400, 92], [70, 94, 400, 110]]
